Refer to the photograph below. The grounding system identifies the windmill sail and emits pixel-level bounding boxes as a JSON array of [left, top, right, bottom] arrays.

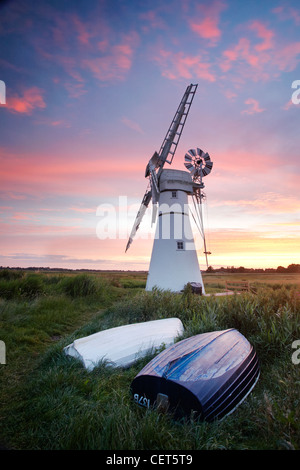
[[125, 84, 198, 252], [125, 189, 151, 252], [157, 84, 198, 170]]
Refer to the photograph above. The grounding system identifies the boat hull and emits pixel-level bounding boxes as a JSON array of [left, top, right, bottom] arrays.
[[131, 328, 260, 421], [64, 317, 184, 370]]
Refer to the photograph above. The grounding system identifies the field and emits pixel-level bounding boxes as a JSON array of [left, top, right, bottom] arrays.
[[0, 269, 299, 450]]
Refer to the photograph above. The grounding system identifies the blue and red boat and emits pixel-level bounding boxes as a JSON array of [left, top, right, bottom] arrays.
[[131, 328, 260, 421]]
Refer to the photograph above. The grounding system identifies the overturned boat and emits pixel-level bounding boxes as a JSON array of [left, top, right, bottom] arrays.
[[131, 328, 260, 421], [64, 317, 184, 371]]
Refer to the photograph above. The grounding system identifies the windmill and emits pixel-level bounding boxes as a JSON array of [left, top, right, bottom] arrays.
[[125, 84, 213, 293]]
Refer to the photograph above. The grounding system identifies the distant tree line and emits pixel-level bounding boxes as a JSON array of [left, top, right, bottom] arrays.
[[206, 264, 300, 273], [0, 266, 148, 274], [0, 264, 299, 274]]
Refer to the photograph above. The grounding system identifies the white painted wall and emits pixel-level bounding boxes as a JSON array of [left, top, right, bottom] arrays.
[[146, 169, 205, 293]]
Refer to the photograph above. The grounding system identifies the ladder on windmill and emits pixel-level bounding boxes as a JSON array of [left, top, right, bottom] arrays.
[[159, 84, 198, 168]]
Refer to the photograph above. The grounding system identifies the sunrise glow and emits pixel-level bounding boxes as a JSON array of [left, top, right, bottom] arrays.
[[0, 0, 299, 271]]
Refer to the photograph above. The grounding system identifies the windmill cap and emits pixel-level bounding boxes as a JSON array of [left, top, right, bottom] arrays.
[[159, 169, 196, 193]]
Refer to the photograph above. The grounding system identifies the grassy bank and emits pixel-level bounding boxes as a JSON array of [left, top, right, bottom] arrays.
[[0, 270, 299, 450]]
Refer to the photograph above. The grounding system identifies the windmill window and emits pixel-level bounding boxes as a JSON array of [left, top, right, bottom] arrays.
[[177, 241, 184, 250], [171, 191, 177, 198]]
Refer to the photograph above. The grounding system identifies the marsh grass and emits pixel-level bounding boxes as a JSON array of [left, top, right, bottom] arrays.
[[0, 270, 299, 450]]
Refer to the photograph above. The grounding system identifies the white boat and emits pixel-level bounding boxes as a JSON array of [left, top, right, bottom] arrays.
[[64, 318, 184, 371]]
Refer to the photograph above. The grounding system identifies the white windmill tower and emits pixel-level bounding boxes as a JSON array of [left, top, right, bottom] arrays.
[[126, 84, 213, 293]]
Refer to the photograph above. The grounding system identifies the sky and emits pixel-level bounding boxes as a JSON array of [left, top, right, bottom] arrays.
[[0, 0, 299, 271]]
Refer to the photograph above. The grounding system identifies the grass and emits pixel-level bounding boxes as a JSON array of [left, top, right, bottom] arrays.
[[0, 270, 299, 450]]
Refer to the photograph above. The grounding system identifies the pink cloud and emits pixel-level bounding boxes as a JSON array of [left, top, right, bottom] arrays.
[[83, 32, 139, 81], [227, 38, 258, 66], [2, 192, 27, 201], [6, 87, 46, 114], [63, 81, 87, 98], [220, 37, 259, 72], [219, 18, 300, 82], [12, 212, 35, 220], [37, 10, 102, 51], [32, 12, 137, 89], [50, 120, 71, 128], [189, 0, 227, 45], [72, 14, 93, 46], [121, 117, 144, 134], [219, 21, 280, 83], [139, 10, 167, 31], [47, 55, 87, 97], [56, 56, 85, 83], [98, 40, 109, 52], [274, 41, 300, 71], [282, 99, 294, 111], [242, 98, 265, 115], [34, 117, 71, 128], [223, 89, 237, 100], [216, 192, 300, 214], [248, 21, 274, 52], [154, 49, 216, 82], [195, 62, 216, 82], [272, 5, 300, 25], [69, 207, 95, 213], [190, 17, 221, 42]]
